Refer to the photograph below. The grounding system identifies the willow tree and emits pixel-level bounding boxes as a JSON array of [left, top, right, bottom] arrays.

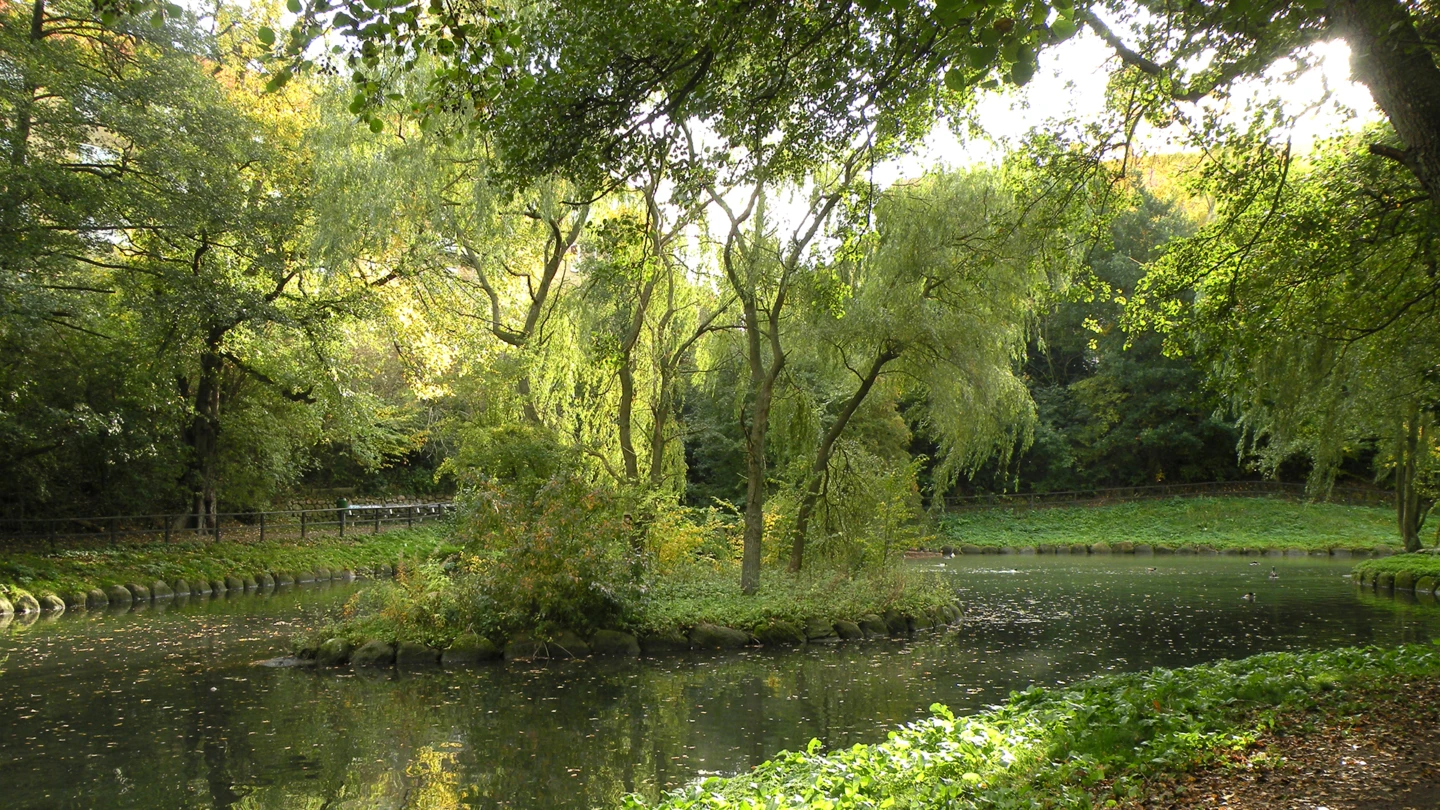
[[785, 169, 1057, 572], [1136, 128, 1440, 551]]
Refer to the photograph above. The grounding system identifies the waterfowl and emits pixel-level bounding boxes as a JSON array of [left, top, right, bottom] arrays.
[[1242, 592, 1256, 601], [1147, 567, 1157, 573], [1249, 561, 1260, 566], [1268, 567, 1279, 580]]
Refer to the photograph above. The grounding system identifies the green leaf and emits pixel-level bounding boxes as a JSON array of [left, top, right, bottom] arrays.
[[967, 43, 998, 69], [348, 93, 367, 113], [265, 69, 293, 92], [1050, 17, 1077, 40], [1010, 58, 1036, 85], [257, 26, 276, 46], [369, 117, 384, 133], [943, 67, 967, 92], [286, 0, 302, 12]]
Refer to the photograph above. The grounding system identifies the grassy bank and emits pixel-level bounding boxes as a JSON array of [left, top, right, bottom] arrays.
[[0, 526, 454, 606], [306, 561, 959, 655], [1353, 553, 1440, 590], [625, 643, 1440, 809], [941, 496, 1398, 553]]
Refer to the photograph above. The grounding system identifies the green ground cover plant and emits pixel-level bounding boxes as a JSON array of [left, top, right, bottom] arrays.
[[625, 643, 1440, 809], [941, 496, 1397, 552], [0, 526, 452, 602]]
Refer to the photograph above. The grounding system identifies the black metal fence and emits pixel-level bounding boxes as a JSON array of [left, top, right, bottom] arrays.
[[944, 480, 1394, 511], [0, 502, 456, 553]]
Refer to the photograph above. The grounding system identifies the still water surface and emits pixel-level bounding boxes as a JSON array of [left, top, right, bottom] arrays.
[[1, 556, 1437, 809]]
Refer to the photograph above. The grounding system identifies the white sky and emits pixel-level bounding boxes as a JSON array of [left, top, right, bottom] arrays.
[[876, 31, 1380, 185]]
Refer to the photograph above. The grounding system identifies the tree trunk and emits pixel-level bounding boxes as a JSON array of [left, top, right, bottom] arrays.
[[740, 293, 782, 595], [1397, 405, 1430, 552], [1333, 0, 1440, 206], [788, 348, 897, 573], [618, 360, 640, 481], [648, 369, 672, 489], [184, 332, 225, 529]]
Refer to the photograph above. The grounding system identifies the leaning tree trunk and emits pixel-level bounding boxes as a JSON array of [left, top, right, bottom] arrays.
[[788, 347, 897, 573], [183, 335, 225, 530]]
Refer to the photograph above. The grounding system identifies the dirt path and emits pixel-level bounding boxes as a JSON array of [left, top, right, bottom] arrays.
[[1127, 679, 1440, 810]]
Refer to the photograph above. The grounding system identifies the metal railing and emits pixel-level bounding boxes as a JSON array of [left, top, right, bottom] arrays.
[[944, 480, 1394, 511], [0, 502, 455, 552]]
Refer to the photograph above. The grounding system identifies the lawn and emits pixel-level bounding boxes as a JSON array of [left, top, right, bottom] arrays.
[[939, 495, 1398, 552]]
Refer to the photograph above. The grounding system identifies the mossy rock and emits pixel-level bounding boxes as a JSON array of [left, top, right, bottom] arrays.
[[275, 571, 295, 586], [150, 580, 174, 599], [1117, 541, 1135, 553], [858, 614, 888, 637], [638, 629, 690, 653], [1394, 571, 1417, 591], [1175, 545, 1195, 556], [63, 592, 88, 609], [1263, 549, 1284, 558], [317, 638, 354, 667], [980, 546, 999, 555], [1197, 545, 1218, 556], [1284, 548, 1307, 558], [396, 641, 442, 668], [908, 612, 933, 633], [753, 621, 806, 646], [1153, 546, 1175, 555], [171, 579, 191, 597], [295, 570, 314, 584], [1017, 546, 1038, 555], [124, 583, 150, 602], [1133, 544, 1154, 555], [241, 575, 258, 591], [351, 640, 396, 668], [1377, 572, 1396, 589], [1221, 548, 1240, 556], [688, 623, 750, 649], [105, 584, 133, 605], [1035, 544, 1056, 554], [1416, 576, 1438, 595], [38, 592, 66, 613], [355, 566, 373, 578], [1069, 543, 1088, 554], [882, 609, 909, 637], [1089, 542, 1112, 554], [804, 617, 838, 642], [192, 579, 212, 596], [590, 629, 641, 657], [0, 596, 12, 616], [315, 567, 331, 581], [86, 588, 108, 608], [834, 619, 864, 640], [254, 572, 274, 589], [339, 569, 356, 581], [224, 575, 244, 591], [442, 632, 502, 665], [960, 544, 982, 555], [209, 579, 226, 593]]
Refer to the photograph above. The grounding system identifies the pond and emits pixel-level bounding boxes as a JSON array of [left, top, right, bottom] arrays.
[[1, 555, 1437, 809]]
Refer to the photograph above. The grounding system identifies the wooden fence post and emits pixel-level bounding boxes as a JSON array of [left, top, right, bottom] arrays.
[[259, 511, 266, 543], [339, 508, 346, 538], [300, 510, 308, 541], [407, 505, 414, 529], [109, 517, 117, 549], [373, 508, 380, 534], [214, 514, 221, 543]]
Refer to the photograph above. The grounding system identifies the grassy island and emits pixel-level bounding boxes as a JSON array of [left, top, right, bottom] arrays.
[[624, 644, 1440, 810]]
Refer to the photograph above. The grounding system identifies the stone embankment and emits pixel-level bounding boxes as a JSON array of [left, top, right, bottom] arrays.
[[292, 600, 965, 672], [0, 563, 397, 624]]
